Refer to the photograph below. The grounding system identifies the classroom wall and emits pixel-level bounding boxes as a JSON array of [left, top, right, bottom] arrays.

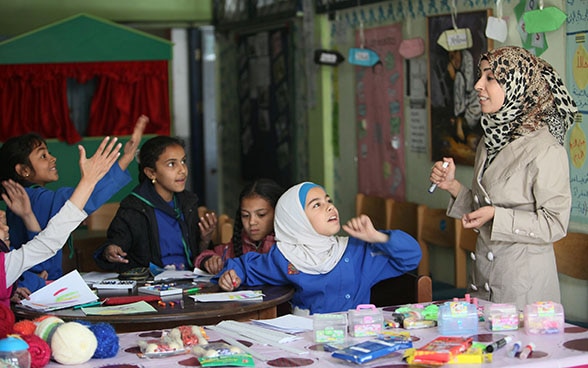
[[310, 0, 587, 323]]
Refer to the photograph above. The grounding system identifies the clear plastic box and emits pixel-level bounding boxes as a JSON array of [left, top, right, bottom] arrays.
[[485, 303, 519, 331], [437, 302, 478, 335], [313, 313, 348, 343], [524, 301, 564, 335], [348, 304, 383, 337]]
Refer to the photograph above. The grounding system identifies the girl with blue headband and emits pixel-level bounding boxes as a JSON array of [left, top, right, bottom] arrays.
[[216, 182, 422, 314]]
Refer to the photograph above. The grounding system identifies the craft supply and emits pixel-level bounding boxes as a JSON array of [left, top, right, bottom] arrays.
[[437, 301, 478, 335], [20, 334, 50, 368], [519, 342, 535, 359], [332, 336, 412, 364], [524, 301, 564, 334], [0, 336, 31, 368], [429, 161, 449, 193], [485, 303, 519, 331], [73, 300, 104, 310], [406, 336, 472, 365], [102, 295, 161, 305], [183, 287, 200, 295], [348, 304, 383, 337], [313, 313, 347, 343], [485, 336, 512, 353], [508, 340, 522, 358], [92, 279, 137, 290], [138, 284, 183, 296]]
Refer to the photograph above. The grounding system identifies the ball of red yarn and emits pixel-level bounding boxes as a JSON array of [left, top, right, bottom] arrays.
[[13, 320, 37, 336], [21, 334, 51, 368], [0, 303, 15, 338]]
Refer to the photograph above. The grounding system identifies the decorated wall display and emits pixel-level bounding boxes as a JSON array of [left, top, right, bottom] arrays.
[[566, 0, 588, 223], [355, 23, 405, 200], [427, 10, 492, 166]]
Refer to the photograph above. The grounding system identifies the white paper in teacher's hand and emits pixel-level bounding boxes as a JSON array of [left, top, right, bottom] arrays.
[[21, 270, 98, 311]]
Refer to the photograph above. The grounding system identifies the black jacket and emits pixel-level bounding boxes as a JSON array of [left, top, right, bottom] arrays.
[[93, 186, 204, 273]]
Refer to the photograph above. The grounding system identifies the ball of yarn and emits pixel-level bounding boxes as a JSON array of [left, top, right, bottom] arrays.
[[0, 303, 15, 338], [50, 322, 97, 365], [34, 316, 64, 342], [20, 334, 50, 368], [13, 320, 37, 336], [88, 322, 119, 358]]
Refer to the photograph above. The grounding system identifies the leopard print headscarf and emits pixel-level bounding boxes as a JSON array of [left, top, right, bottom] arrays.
[[480, 46, 577, 167]]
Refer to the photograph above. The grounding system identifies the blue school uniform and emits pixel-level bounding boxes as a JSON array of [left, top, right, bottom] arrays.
[[215, 229, 421, 314], [8, 164, 131, 291]]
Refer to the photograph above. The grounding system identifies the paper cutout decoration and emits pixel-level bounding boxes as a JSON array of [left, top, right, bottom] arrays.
[[486, 0, 508, 43], [348, 48, 380, 67], [523, 6, 567, 33], [314, 49, 345, 66], [437, 28, 473, 51], [569, 121, 586, 169], [399, 38, 425, 59]]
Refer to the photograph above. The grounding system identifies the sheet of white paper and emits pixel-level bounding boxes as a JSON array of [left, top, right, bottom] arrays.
[[81, 271, 119, 284], [21, 270, 98, 311], [153, 268, 213, 281], [252, 314, 313, 333], [191, 290, 263, 302]]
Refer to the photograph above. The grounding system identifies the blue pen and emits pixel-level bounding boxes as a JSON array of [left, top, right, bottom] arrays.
[[221, 246, 229, 262], [508, 340, 521, 358]]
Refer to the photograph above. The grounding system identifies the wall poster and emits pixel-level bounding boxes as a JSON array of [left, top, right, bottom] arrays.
[[355, 23, 405, 200], [427, 10, 491, 166]]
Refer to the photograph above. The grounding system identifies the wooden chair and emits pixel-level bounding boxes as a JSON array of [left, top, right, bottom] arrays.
[[85, 202, 119, 231], [385, 199, 418, 238], [455, 222, 478, 288], [416, 204, 456, 278], [370, 273, 433, 307], [553, 232, 588, 327], [553, 232, 588, 281], [215, 214, 234, 244], [356, 193, 387, 229]]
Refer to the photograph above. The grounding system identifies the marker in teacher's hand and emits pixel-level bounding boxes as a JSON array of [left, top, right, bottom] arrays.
[[519, 342, 535, 359], [428, 161, 449, 193], [485, 336, 512, 353]]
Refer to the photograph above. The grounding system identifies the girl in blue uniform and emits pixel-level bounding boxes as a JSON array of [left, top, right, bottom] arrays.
[[0, 115, 148, 293], [217, 182, 422, 314]]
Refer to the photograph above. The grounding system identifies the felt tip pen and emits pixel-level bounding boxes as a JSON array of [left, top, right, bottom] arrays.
[[485, 336, 512, 352], [518, 342, 535, 359], [183, 287, 200, 295], [428, 161, 449, 193], [73, 300, 103, 310], [508, 340, 522, 358]]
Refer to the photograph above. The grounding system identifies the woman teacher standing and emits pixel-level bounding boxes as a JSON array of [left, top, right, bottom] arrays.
[[429, 46, 577, 310]]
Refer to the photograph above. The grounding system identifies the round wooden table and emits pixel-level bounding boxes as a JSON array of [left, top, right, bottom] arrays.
[[13, 284, 294, 333]]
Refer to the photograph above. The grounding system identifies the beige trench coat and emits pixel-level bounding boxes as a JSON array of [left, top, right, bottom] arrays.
[[447, 127, 571, 310]]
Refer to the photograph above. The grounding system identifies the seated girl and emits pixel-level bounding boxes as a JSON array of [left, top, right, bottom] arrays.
[[196, 178, 284, 274], [93, 136, 217, 273], [2, 136, 122, 306], [216, 182, 422, 314]]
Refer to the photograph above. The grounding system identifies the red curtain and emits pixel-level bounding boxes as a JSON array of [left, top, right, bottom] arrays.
[[0, 60, 170, 143]]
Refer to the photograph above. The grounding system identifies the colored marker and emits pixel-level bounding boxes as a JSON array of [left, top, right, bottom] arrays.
[[428, 161, 449, 193], [485, 336, 512, 352], [508, 340, 521, 358], [73, 300, 103, 310], [183, 287, 200, 295], [519, 342, 535, 359]]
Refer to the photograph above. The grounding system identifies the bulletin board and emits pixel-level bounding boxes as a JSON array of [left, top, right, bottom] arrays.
[[566, 0, 588, 223], [355, 23, 405, 200]]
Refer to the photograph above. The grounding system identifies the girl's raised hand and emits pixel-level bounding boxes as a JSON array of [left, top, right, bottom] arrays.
[[79, 137, 122, 185], [342, 214, 389, 243]]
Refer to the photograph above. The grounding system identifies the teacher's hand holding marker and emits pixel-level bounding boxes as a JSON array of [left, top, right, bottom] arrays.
[[429, 158, 460, 196]]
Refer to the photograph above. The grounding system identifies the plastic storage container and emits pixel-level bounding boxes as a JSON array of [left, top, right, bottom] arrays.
[[0, 336, 31, 368], [348, 304, 383, 337], [313, 313, 348, 343], [437, 301, 478, 336], [485, 303, 519, 331], [524, 301, 564, 335]]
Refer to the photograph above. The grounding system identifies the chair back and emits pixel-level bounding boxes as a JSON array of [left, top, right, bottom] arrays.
[[553, 232, 588, 280], [416, 204, 456, 276], [86, 202, 119, 231], [370, 273, 432, 307], [356, 193, 387, 229], [216, 214, 234, 244], [385, 199, 418, 237], [454, 223, 478, 288]]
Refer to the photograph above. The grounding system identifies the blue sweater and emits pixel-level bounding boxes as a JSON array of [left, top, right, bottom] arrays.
[[215, 230, 422, 314], [8, 164, 131, 291]]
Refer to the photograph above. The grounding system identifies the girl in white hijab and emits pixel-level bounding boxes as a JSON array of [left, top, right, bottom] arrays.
[[216, 182, 421, 314]]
